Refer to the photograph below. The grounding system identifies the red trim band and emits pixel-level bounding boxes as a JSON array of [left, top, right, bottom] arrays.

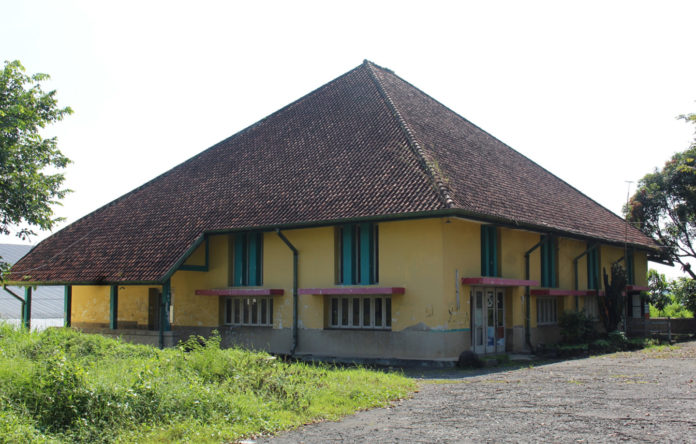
[[461, 277, 539, 287], [195, 288, 284, 296], [298, 287, 405, 295]]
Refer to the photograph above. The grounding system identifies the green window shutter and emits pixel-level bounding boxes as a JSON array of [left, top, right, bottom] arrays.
[[626, 249, 635, 285], [234, 233, 247, 286], [359, 223, 374, 285], [481, 225, 497, 277], [341, 225, 355, 284], [587, 245, 598, 290], [247, 233, 262, 286], [541, 236, 558, 288]]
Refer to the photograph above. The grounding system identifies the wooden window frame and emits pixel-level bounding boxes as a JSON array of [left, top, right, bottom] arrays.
[[536, 297, 558, 325], [540, 235, 558, 288], [336, 223, 378, 285], [224, 296, 273, 327], [328, 295, 391, 330], [481, 225, 498, 277], [231, 232, 263, 286]]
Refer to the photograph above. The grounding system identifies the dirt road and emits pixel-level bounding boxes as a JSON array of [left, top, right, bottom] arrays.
[[258, 342, 696, 443]]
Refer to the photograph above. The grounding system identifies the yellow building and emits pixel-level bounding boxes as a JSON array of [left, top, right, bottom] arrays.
[[9, 61, 658, 360]]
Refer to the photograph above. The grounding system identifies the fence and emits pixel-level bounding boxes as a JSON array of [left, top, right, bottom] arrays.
[[627, 317, 696, 340]]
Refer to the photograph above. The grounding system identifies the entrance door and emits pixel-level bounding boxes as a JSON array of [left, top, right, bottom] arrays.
[[472, 288, 505, 354], [147, 288, 161, 331]]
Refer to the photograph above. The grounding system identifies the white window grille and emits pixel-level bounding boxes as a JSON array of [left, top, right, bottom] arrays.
[[224, 296, 273, 327], [328, 295, 391, 330], [536, 297, 557, 325]]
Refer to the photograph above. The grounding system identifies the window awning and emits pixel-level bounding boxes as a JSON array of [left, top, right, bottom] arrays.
[[195, 288, 284, 296], [531, 289, 594, 297], [461, 277, 539, 287], [625, 285, 649, 293], [298, 287, 405, 295]]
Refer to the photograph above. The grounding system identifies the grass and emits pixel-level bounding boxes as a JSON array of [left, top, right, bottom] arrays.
[[0, 324, 415, 443]]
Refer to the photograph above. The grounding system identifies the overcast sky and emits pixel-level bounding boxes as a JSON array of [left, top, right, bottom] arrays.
[[2, 1, 695, 277]]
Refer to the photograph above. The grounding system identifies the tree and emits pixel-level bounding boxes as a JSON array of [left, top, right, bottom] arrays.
[[625, 113, 696, 278], [670, 277, 696, 315], [599, 263, 627, 332], [0, 60, 72, 278], [647, 269, 671, 314]]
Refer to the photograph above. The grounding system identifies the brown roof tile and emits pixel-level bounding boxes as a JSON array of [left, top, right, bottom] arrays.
[[9, 61, 657, 284]]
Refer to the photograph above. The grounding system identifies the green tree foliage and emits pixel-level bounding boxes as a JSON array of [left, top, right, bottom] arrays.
[[670, 277, 696, 315], [647, 269, 671, 313], [599, 263, 627, 332], [0, 60, 72, 278], [626, 113, 696, 278]]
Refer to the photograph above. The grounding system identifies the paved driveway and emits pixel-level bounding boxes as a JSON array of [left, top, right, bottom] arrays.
[[258, 342, 696, 443]]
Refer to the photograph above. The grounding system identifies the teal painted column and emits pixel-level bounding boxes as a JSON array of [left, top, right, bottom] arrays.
[[159, 280, 171, 349], [64, 286, 72, 327], [161, 280, 171, 332], [22, 287, 32, 330], [109, 285, 118, 330]]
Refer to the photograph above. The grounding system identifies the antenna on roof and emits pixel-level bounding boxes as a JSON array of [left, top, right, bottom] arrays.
[[624, 180, 634, 267]]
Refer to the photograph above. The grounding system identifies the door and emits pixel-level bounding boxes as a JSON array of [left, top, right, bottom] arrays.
[[147, 288, 160, 331], [472, 287, 505, 354]]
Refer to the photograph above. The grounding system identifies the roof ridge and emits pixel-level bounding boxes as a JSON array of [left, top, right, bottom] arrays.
[[370, 64, 648, 237], [363, 61, 455, 209]]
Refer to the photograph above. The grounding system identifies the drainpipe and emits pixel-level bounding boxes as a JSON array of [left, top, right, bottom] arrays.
[[276, 229, 299, 356], [573, 244, 598, 310], [524, 238, 545, 353], [3, 286, 26, 324]]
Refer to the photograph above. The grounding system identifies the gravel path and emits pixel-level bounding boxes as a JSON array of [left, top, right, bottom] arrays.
[[257, 342, 696, 443]]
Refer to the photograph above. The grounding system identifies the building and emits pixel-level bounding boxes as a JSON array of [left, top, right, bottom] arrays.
[[8, 61, 658, 360]]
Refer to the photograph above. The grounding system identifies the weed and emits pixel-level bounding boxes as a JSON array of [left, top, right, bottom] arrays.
[[0, 323, 415, 443]]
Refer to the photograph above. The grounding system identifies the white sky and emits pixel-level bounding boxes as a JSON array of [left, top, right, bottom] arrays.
[[2, 0, 695, 278]]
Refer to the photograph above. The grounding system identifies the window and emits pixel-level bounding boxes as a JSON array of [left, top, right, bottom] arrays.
[[540, 236, 558, 288], [630, 294, 643, 318], [328, 295, 391, 329], [481, 225, 498, 277], [586, 245, 599, 290], [224, 296, 273, 326], [536, 297, 557, 325], [231, 232, 263, 286], [336, 223, 378, 285], [626, 249, 635, 285], [584, 294, 598, 320]]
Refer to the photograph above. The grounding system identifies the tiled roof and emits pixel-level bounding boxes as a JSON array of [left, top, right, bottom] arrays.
[[9, 61, 657, 284]]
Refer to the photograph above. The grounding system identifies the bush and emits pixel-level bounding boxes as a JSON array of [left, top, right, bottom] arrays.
[[457, 351, 484, 368], [589, 339, 612, 353], [0, 324, 415, 442], [558, 310, 595, 344]]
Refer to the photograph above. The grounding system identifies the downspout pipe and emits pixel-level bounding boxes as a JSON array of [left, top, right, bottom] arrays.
[[573, 244, 598, 312], [3, 285, 26, 322], [524, 238, 545, 353], [276, 229, 299, 356]]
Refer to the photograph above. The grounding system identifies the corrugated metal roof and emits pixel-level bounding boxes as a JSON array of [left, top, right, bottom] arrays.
[[1, 244, 63, 319]]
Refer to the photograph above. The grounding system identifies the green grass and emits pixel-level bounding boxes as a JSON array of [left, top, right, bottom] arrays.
[[0, 324, 415, 443]]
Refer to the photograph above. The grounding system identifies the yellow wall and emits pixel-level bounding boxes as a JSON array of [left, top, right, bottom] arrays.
[[170, 234, 229, 327], [72, 285, 110, 325], [381, 218, 445, 330], [69, 216, 655, 338]]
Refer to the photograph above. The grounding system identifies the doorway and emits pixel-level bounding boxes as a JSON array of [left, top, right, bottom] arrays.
[[472, 287, 505, 354], [147, 288, 161, 331]]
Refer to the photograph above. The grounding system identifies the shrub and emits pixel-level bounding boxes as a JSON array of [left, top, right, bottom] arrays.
[[457, 351, 484, 368], [558, 310, 595, 344]]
